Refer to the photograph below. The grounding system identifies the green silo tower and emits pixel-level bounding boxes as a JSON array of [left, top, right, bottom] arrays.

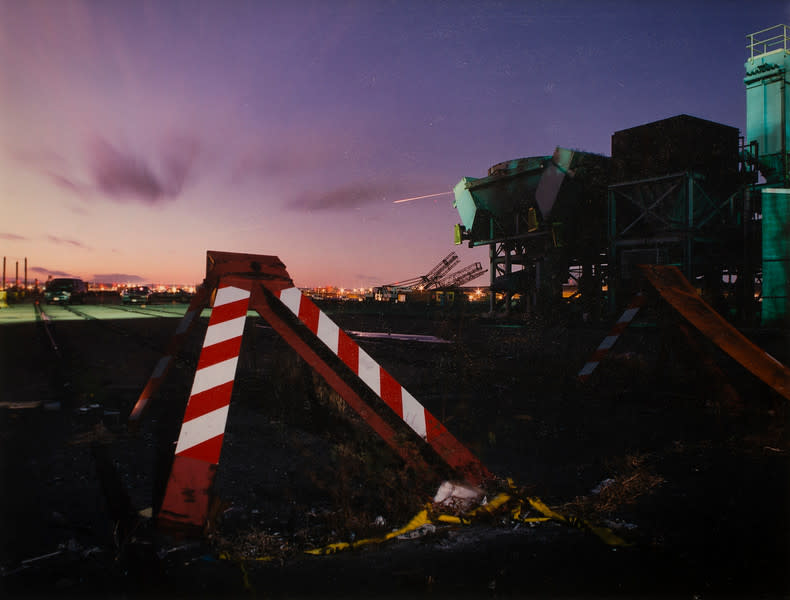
[[745, 25, 790, 325]]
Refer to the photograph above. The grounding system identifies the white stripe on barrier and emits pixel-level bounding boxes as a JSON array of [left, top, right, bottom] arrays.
[[598, 335, 619, 351], [617, 307, 640, 324], [279, 287, 302, 316], [204, 316, 247, 346], [358, 348, 381, 396], [190, 357, 239, 396], [402, 390, 427, 439], [578, 361, 599, 377], [214, 286, 251, 307], [175, 405, 230, 454], [317, 312, 339, 354]]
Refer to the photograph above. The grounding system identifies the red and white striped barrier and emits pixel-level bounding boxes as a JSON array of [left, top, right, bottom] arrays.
[[159, 282, 251, 528], [577, 293, 645, 382], [277, 287, 490, 482]]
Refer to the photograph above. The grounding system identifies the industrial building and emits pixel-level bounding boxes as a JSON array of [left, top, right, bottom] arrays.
[[453, 24, 790, 327]]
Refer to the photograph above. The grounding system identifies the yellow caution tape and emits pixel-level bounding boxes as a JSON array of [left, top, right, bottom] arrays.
[[303, 489, 630, 556], [220, 480, 630, 563], [525, 496, 631, 547], [306, 509, 434, 555]]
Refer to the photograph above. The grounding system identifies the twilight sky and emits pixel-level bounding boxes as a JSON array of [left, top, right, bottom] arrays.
[[1, 0, 788, 288]]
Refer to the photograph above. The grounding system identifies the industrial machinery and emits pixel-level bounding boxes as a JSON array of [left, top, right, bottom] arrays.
[[453, 147, 610, 316], [375, 251, 487, 301], [452, 24, 790, 326]]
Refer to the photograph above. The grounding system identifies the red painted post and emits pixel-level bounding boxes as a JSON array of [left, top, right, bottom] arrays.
[[577, 293, 645, 382], [157, 279, 252, 530]]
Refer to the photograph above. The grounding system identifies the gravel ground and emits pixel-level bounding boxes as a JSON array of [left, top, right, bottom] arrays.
[[0, 300, 788, 598]]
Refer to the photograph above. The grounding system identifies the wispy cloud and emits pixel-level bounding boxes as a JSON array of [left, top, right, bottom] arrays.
[[229, 129, 357, 185], [47, 235, 90, 249], [93, 273, 145, 283], [289, 181, 401, 211], [30, 266, 75, 278], [12, 133, 200, 205], [48, 172, 91, 195], [0, 232, 28, 241]]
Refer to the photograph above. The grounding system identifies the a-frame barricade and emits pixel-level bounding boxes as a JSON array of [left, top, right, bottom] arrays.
[[129, 251, 493, 533]]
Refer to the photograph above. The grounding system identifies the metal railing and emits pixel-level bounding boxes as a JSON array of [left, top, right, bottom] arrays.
[[747, 24, 790, 60]]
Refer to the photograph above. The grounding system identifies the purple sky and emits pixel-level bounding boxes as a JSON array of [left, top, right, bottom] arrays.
[[1, 0, 788, 288]]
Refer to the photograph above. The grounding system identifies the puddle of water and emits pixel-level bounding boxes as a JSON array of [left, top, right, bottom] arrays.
[[347, 331, 451, 344]]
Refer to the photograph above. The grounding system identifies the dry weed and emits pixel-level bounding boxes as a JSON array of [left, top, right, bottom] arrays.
[[563, 453, 664, 520]]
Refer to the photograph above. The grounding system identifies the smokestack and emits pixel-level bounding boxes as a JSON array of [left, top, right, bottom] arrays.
[[24, 257, 27, 290], [15, 261, 19, 288], [2, 257, 5, 290]]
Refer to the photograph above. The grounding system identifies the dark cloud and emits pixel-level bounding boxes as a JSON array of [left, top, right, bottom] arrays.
[[30, 266, 75, 278], [93, 273, 145, 283], [290, 182, 401, 211], [88, 134, 199, 204], [0, 232, 27, 241], [47, 235, 90, 249]]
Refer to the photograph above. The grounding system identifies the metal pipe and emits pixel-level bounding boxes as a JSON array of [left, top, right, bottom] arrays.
[[782, 70, 787, 186]]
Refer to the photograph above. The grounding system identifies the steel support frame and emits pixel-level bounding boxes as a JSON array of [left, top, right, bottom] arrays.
[[607, 171, 739, 313], [482, 214, 604, 316]]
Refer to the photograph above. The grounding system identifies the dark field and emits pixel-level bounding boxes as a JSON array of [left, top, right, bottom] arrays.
[[1, 300, 788, 599]]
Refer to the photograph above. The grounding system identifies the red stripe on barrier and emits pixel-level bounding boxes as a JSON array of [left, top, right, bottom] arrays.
[[211, 298, 250, 323], [297, 297, 320, 334], [196, 337, 244, 370], [380, 370, 403, 416], [177, 434, 225, 463], [424, 411, 446, 443], [337, 329, 359, 372], [182, 381, 235, 422]]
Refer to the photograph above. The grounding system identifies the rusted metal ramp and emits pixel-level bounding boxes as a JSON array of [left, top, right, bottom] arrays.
[[640, 265, 790, 401]]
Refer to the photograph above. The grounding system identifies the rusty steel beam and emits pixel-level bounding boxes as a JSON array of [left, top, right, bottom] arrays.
[[128, 286, 212, 428], [641, 264, 790, 401]]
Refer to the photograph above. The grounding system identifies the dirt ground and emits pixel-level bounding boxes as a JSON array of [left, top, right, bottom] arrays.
[[0, 298, 788, 599]]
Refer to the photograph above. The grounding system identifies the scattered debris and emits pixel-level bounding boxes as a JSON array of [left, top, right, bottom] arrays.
[[433, 480, 485, 512], [592, 478, 616, 494]]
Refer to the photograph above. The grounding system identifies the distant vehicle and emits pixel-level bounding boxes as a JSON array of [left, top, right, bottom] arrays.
[[122, 286, 152, 305], [172, 288, 195, 303], [44, 278, 88, 304]]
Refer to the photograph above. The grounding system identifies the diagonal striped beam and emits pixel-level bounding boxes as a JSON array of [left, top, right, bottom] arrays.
[[577, 293, 645, 382], [276, 287, 491, 485], [158, 281, 251, 529]]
